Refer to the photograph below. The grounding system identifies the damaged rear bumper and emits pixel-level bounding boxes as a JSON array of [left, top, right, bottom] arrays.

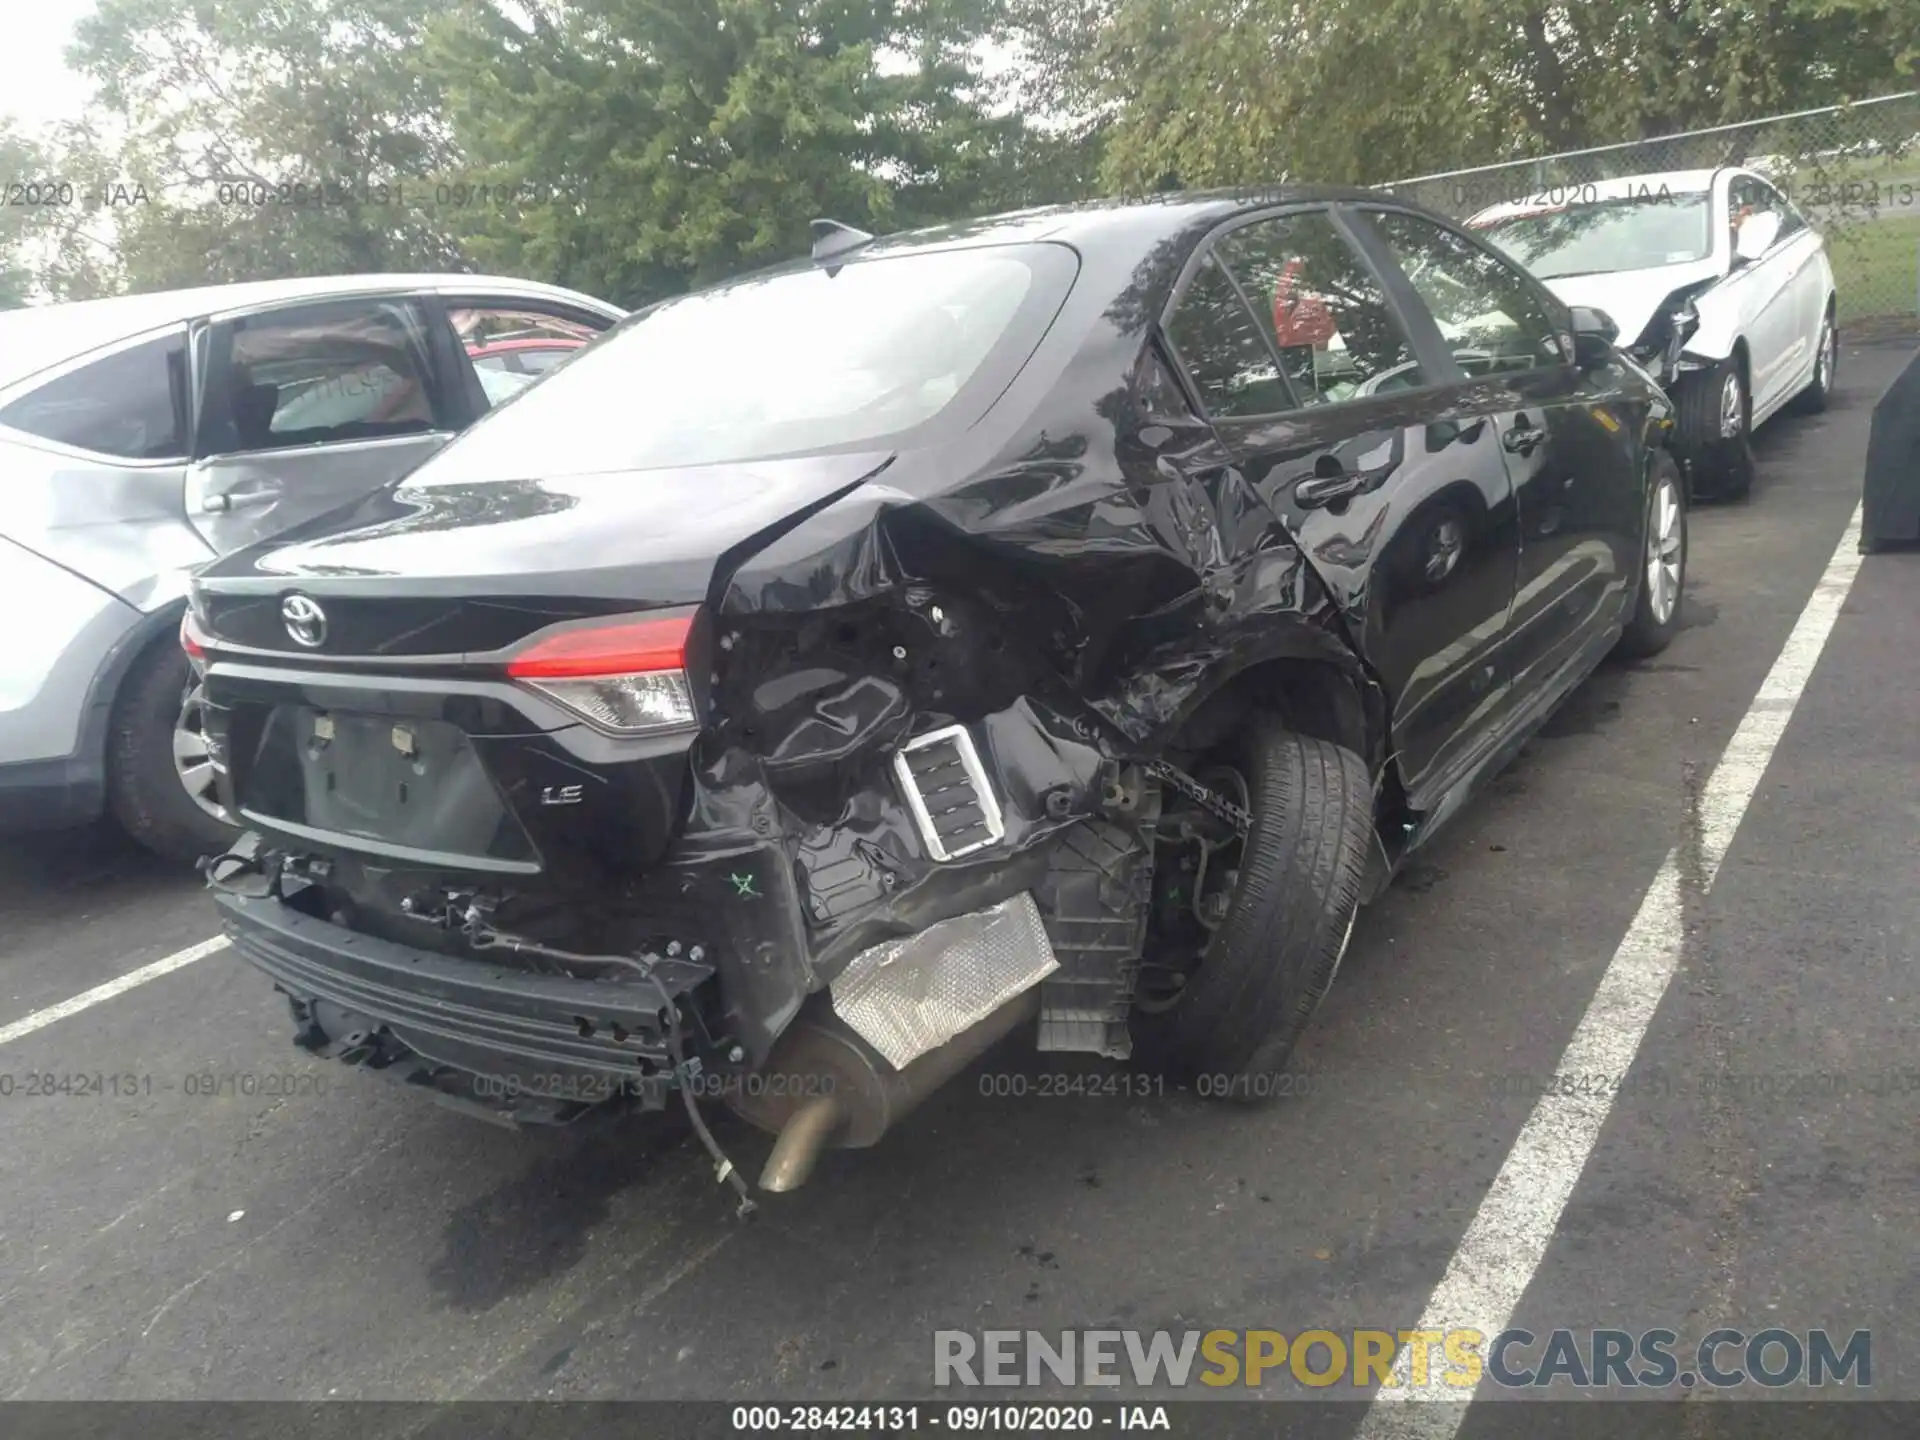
[[215, 797, 1088, 1148], [212, 681, 1199, 1175], [215, 887, 716, 1124]]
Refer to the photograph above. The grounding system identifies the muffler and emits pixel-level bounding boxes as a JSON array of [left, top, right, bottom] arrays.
[[729, 985, 1042, 1192]]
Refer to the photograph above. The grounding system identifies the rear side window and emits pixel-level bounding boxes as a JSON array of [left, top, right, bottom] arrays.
[[0, 331, 187, 459], [270, 360, 422, 434], [1166, 255, 1293, 417], [205, 300, 442, 455], [417, 243, 1075, 477], [1135, 342, 1198, 419]]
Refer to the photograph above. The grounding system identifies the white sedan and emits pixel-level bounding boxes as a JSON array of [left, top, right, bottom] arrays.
[[1468, 167, 1837, 500]]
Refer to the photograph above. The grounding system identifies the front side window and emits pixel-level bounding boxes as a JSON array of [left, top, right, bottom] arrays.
[[1729, 178, 1762, 251], [472, 361, 537, 406], [1365, 211, 1569, 375], [208, 300, 440, 454], [1472, 193, 1714, 277], [1776, 190, 1809, 239], [0, 331, 187, 459], [1215, 211, 1421, 405], [1730, 175, 1799, 246], [449, 305, 606, 410], [514, 347, 574, 375], [416, 243, 1073, 478]]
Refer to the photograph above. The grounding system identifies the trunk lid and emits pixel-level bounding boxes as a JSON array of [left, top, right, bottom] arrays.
[[195, 449, 890, 885], [199, 448, 895, 613], [194, 449, 893, 658]]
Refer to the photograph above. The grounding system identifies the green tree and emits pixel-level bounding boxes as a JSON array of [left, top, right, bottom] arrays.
[[424, 0, 1041, 307], [31, 122, 139, 301], [1039, 0, 1920, 194], [67, 0, 466, 292], [0, 120, 128, 304], [0, 122, 47, 307]]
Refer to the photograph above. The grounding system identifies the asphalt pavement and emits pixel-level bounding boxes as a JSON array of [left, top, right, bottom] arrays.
[[1, 342, 1915, 1423]]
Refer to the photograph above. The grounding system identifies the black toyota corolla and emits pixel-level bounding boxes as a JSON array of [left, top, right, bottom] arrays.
[[185, 190, 1685, 1206]]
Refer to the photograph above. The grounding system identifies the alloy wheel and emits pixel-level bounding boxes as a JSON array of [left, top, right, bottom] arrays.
[[173, 680, 229, 822], [1646, 473, 1684, 627], [1817, 319, 1836, 392], [1718, 370, 1745, 439]]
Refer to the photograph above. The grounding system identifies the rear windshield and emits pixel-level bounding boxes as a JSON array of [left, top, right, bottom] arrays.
[[1473, 194, 1713, 279], [427, 242, 1076, 477]]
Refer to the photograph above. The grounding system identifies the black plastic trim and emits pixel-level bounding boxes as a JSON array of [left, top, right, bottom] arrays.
[[0, 755, 105, 832], [218, 889, 714, 1079]]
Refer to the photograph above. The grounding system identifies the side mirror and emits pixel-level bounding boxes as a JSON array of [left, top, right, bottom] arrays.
[[1734, 210, 1781, 265], [1568, 305, 1617, 369]]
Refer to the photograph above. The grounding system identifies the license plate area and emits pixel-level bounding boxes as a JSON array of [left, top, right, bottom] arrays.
[[240, 705, 537, 866]]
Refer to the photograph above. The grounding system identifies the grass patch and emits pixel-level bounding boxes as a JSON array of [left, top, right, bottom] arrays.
[[1825, 215, 1919, 323]]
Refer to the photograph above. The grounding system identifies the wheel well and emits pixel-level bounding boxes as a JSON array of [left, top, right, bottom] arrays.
[[85, 602, 189, 780], [1168, 656, 1402, 897], [1170, 656, 1386, 783]]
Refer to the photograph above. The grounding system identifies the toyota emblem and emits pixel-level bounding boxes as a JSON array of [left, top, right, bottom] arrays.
[[281, 593, 328, 648]]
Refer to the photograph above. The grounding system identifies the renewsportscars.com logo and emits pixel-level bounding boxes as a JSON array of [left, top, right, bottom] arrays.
[[933, 1328, 1871, 1391]]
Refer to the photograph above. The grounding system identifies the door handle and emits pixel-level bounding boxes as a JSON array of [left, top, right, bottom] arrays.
[[1294, 470, 1368, 508], [1426, 416, 1488, 450], [1501, 417, 1548, 456], [202, 489, 275, 515]]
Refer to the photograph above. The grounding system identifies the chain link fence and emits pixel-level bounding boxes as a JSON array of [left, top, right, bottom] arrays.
[[1384, 91, 1920, 332]]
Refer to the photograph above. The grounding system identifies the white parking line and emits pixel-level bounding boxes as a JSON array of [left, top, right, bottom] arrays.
[[1356, 503, 1865, 1437], [0, 935, 229, 1048]]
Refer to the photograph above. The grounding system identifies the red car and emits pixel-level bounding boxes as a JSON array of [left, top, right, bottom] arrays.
[[463, 332, 592, 403], [466, 334, 588, 373]]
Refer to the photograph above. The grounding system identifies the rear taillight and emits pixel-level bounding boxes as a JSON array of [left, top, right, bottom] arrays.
[[181, 609, 211, 666], [506, 613, 697, 736]]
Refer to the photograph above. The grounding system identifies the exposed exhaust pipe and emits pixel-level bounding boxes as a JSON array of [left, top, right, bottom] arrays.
[[757, 1093, 844, 1192], [730, 985, 1042, 1192]]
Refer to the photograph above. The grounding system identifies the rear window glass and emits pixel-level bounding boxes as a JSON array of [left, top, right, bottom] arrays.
[[426, 243, 1076, 475]]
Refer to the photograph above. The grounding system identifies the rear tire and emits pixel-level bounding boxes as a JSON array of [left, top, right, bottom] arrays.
[[1675, 355, 1753, 501], [1132, 724, 1372, 1094], [1790, 304, 1837, 415], [1615, 451, 1688, 660], [106, 639, 239, 866]]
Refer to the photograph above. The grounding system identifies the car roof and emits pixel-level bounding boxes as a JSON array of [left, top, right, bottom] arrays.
[[1467, 168, 1723, 225], [832, 184, 1419, 255], [619, 184, 1441, 314], [0, 273, 621, 392]]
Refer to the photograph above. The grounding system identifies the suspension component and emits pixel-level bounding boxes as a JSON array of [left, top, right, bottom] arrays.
[[1146, 758, 1252, 837]]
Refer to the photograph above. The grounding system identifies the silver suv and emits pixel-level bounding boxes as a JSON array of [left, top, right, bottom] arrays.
[[0, 274, 624, 861]]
